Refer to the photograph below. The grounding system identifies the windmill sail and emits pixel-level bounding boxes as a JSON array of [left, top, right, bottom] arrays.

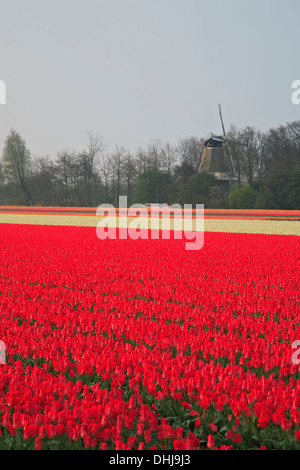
[[219, 104, 226, 138]]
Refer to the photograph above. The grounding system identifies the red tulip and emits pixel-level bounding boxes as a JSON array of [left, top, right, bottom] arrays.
[[207, 435, 215, 448], [35, 437, 42, 450]]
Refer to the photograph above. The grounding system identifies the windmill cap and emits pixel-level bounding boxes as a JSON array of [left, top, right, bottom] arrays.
[[205, 135, 225, 146]]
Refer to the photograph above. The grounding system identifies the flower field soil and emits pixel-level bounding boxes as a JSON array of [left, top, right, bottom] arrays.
[[0, 224, 300, 450]]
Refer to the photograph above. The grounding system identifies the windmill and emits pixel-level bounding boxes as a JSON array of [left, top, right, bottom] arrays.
[[198, 105, 237, 192]]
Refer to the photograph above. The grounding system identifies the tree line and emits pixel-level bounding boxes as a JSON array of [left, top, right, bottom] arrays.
[[0, 120, 300, 209]]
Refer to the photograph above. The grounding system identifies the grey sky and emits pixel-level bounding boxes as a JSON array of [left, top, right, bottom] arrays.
[[0, 0, 299, 159]]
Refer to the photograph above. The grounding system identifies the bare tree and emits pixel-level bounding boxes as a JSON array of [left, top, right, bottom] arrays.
[[54, 149, 79, 206], [227, 125, 269, 186], [99, 152, 112, 203], [146, 139, 163, 171], [177, 136, 203, 171], [30, 155, 57, 205], [160, 141, 179, 173], [123, 150, 136, 204], [111, 145, 126, 204], [135, 146, 149, 175], [264, 121, 300, 172], [77, 133, 106, 205]]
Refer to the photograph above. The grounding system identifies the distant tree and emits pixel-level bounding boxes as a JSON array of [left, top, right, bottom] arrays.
[[135, 146, 149, 175], [2, 129, 33, 205], [30, 155, 57, 205], [0, 161, 4, 204], [54, 149, 78, 206], [174, 160, 195, 184], [51, 132, 105, 207], [134, 167, 173, 204], [146, 139, 163, 172], [123, 150, 136, 205], [99, 152, 113, 203], [180, 172, 217, 206], [176, 136, 203, 171], [228, 185, 258, 209], [259, 120, 300, 209], [78, 132, 106, 206], [226, 125, 268, 187], [160, 141, 179, 173], [111, 145, 126, 204], [1, 120, 299, 210], [134, 140, 178, 178], [260, 166, 300, 210]]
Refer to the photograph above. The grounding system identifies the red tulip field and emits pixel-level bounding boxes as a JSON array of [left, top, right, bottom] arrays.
[[0, 222, 300, 450]]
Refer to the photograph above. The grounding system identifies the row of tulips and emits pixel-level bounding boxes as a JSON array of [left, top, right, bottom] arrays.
[[1, 206, 300, 220], [0, 224, 299, 450]]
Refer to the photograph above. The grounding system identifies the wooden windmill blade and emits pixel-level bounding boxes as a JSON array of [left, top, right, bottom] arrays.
[[198, 138, 206, 173], [218, 104, 226, 138], [218, 104, 236, 178]]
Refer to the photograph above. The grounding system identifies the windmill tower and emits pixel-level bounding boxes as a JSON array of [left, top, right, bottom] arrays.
[[198, 105, 237, 192]]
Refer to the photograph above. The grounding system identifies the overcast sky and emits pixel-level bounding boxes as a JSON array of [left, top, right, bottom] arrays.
[[0, 0, 299, 159]]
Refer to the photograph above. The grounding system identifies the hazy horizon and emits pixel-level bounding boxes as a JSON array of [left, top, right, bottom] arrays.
[[0, 0, 299, 159]]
